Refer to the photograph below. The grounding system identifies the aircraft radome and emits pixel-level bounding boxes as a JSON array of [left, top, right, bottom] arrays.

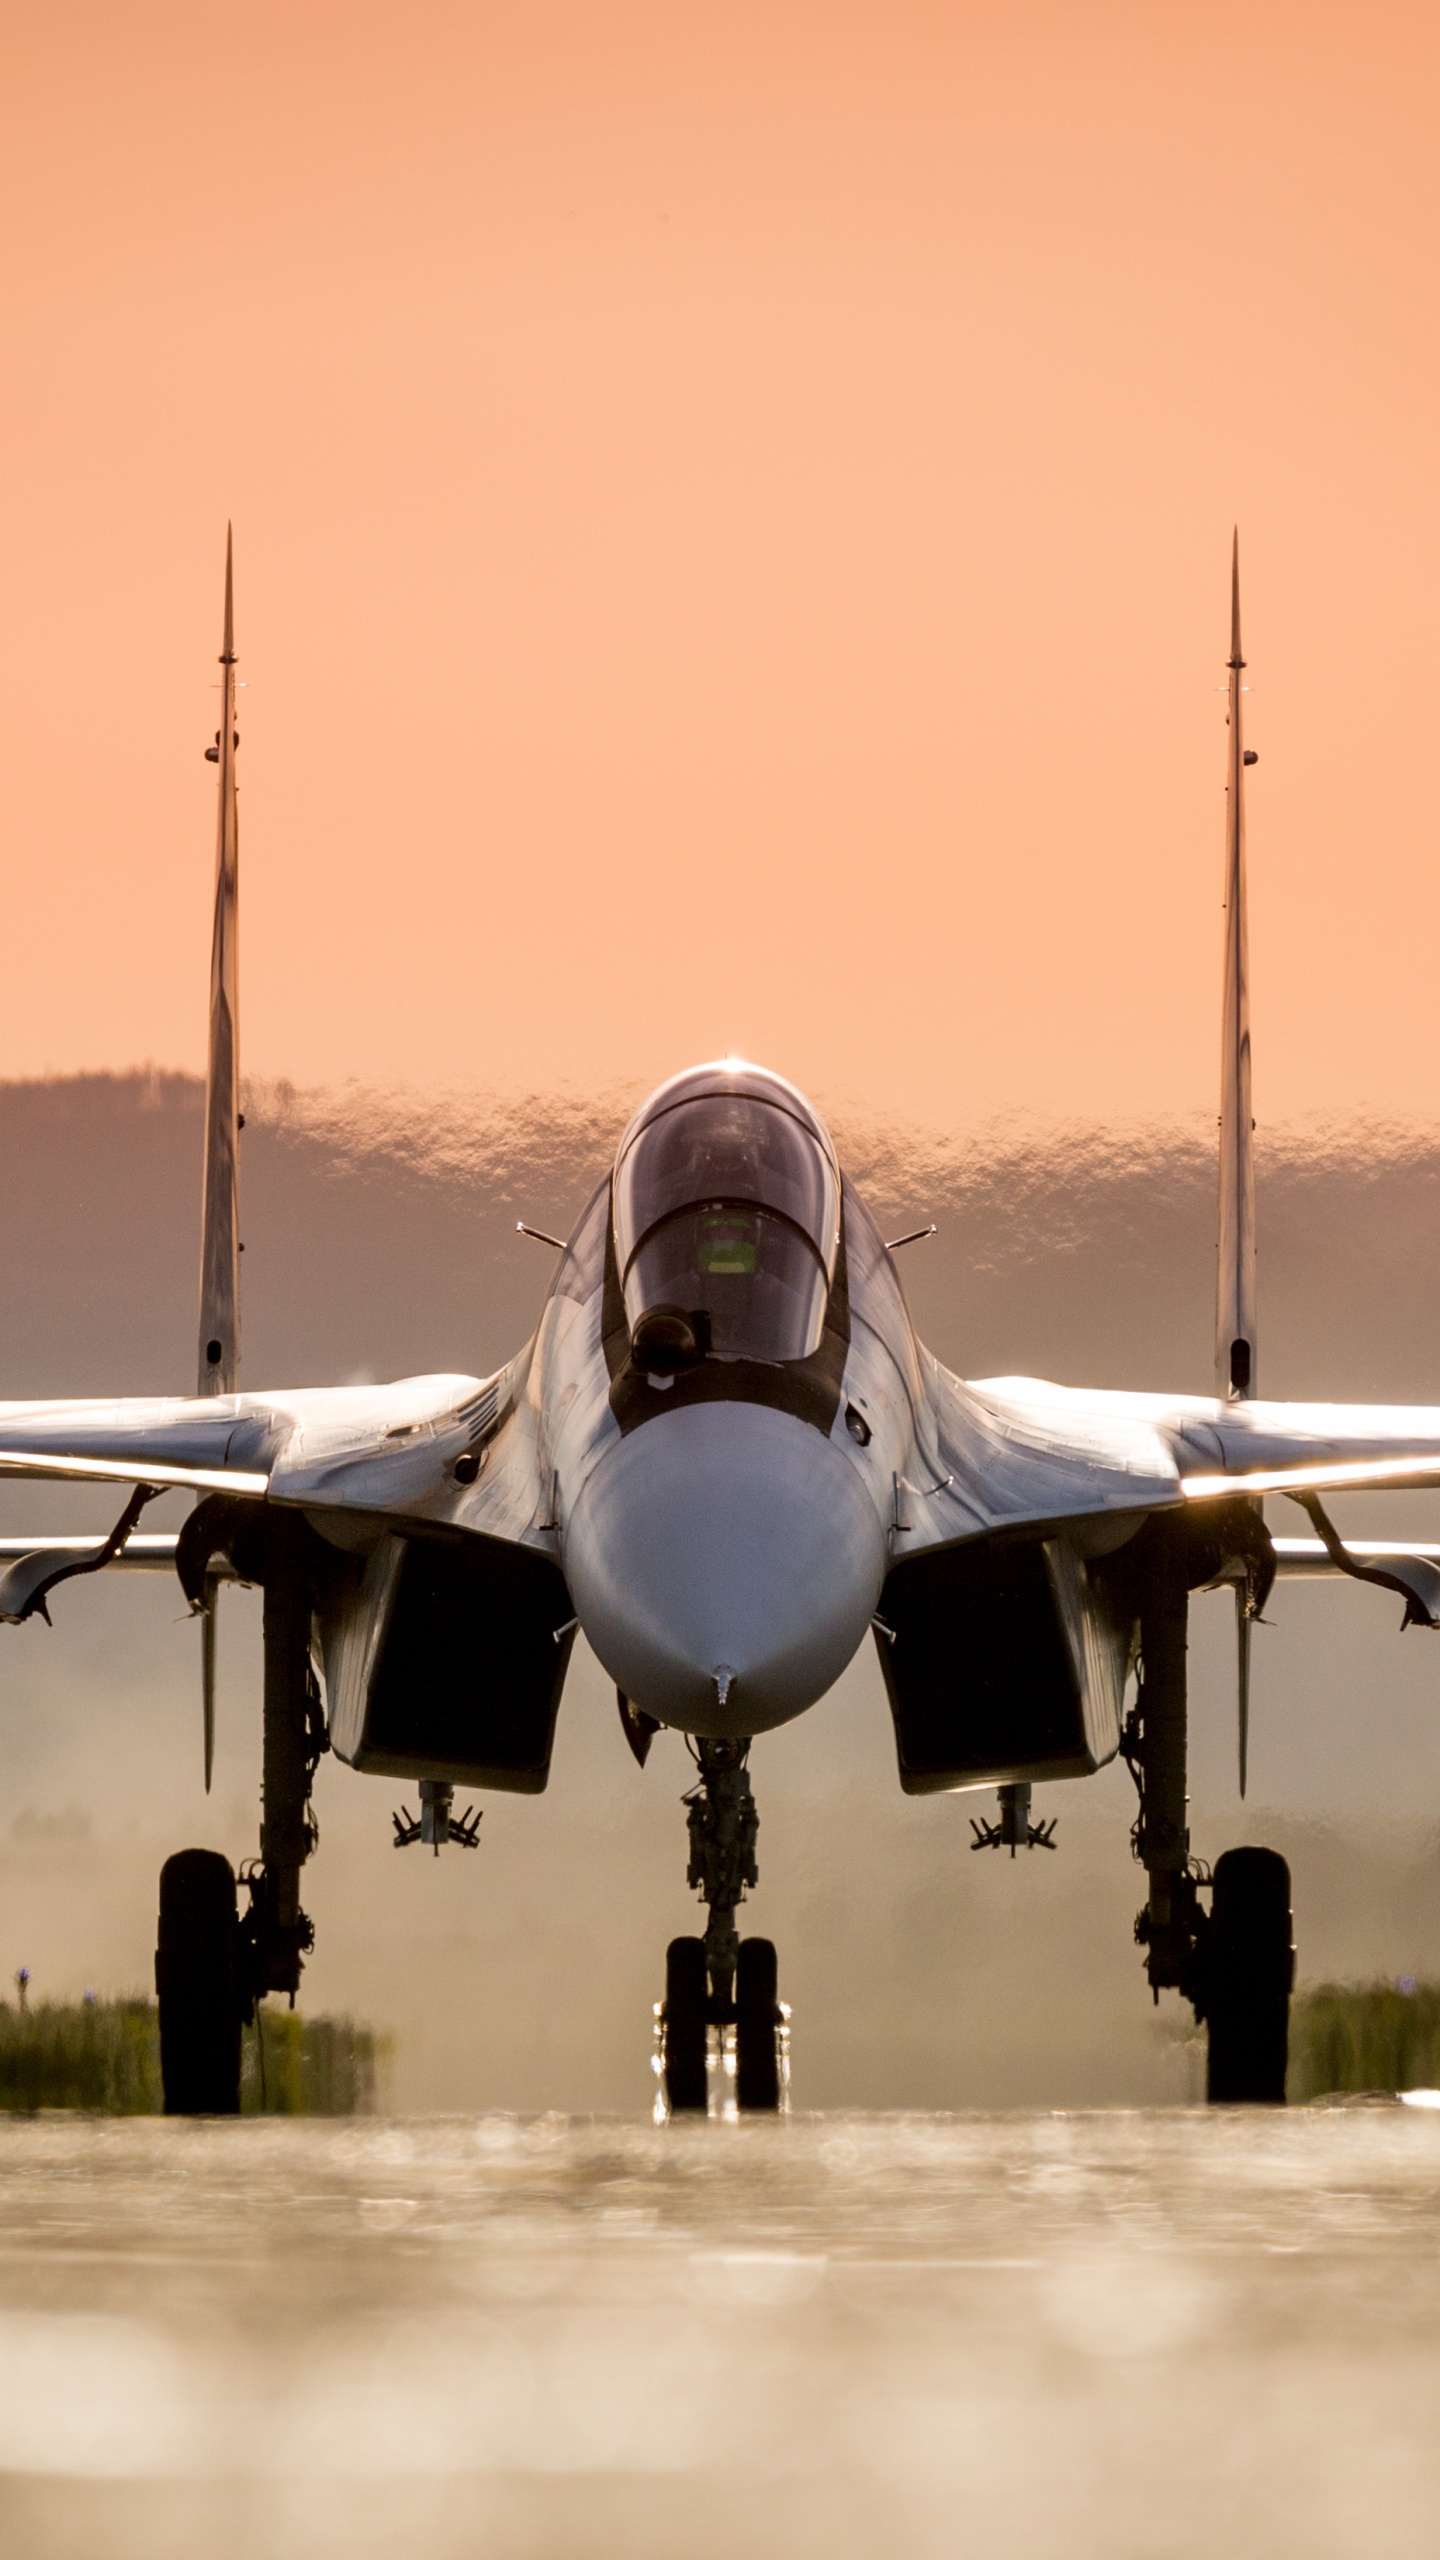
[[3, 529, 1437, 2115]]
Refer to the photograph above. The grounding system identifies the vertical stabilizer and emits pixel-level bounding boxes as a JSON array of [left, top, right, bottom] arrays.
[[195, 530, 241, 1791], [1216, 532, 1259, 1793], [1217, 529, 1255, 1406], [198, 527, 241, 1400]]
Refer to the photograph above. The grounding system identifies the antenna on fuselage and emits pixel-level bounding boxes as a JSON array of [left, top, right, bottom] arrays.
[[194, 526, 242, 1789], [1217, 530, 1260, 1794]]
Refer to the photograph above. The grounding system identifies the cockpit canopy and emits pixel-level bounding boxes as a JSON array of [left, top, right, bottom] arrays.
[[613, 1064, 841, 1372]]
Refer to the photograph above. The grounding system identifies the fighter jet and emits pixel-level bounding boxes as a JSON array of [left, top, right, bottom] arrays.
[[2, 532, 1437, 2114]]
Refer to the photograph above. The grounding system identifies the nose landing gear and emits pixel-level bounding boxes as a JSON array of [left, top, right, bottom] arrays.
[[658, 1738, 785, 2115]]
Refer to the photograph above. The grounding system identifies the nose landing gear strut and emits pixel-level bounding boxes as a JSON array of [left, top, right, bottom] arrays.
[[660, 1738, 784, 2114]]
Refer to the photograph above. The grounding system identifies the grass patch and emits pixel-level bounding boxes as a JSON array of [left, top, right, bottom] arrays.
[[1289, 1978, 1440, 2101], [0, 1998, 160, 2113], [240, 2008, 382, 2115], [0, 1999, 381, 2115]]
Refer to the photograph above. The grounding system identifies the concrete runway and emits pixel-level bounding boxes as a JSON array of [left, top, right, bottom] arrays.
[[0, 2108, 1437, 2559]]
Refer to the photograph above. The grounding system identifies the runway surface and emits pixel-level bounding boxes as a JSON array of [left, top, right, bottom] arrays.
[[0, 2106, 1437, 2559]]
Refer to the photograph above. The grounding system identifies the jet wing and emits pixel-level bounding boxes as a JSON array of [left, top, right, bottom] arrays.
[[898, 1358, 1440, 1555], [0, 1367, 549, 1543]]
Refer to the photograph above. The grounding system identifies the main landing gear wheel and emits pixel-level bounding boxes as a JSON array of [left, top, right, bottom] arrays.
[[155, 1849, 243, 2116], [663, 1936, 709, 2114], [735, 1936, 781, 2113], [1204, 1847, 1295, 2105]]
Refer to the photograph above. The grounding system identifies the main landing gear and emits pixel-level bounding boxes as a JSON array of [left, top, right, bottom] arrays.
[[1123, 1529, 1295, 2104], [1201, 1846, 1295, 2104], [155, 1562, 328, 2115], [155, 1848, 243, 2115], [659, 1739, 785, 2116]]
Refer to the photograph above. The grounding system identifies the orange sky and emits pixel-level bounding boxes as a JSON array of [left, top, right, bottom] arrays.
[[3, 0, 1440, 1134]]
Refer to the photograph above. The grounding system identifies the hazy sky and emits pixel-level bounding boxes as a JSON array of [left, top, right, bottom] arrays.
[[4, 1, 1439, 1130]]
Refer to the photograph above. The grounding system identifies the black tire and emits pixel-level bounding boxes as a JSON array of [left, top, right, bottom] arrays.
[[1204, 1847, 1295, 2105], [736, 1936, 781, 2113], [155, 1850, 242, 2116], [663, 1936, 709, 2114]]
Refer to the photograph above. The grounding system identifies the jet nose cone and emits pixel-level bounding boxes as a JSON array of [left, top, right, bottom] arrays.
[[564, 1402, 886, 1734]]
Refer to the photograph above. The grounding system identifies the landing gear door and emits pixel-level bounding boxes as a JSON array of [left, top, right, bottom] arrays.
[[1043, 1538, 1128, 1771], [315, 1532, 406, 1767]]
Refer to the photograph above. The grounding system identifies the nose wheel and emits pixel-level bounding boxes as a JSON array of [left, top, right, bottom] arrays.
[[735, 1935, 781, 2111], [662, 1937, 709, 2111], [658, 1739, 785, 2113]]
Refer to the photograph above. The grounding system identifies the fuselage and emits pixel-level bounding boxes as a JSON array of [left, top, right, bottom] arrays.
[[528, 1061, 939, 1736]]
